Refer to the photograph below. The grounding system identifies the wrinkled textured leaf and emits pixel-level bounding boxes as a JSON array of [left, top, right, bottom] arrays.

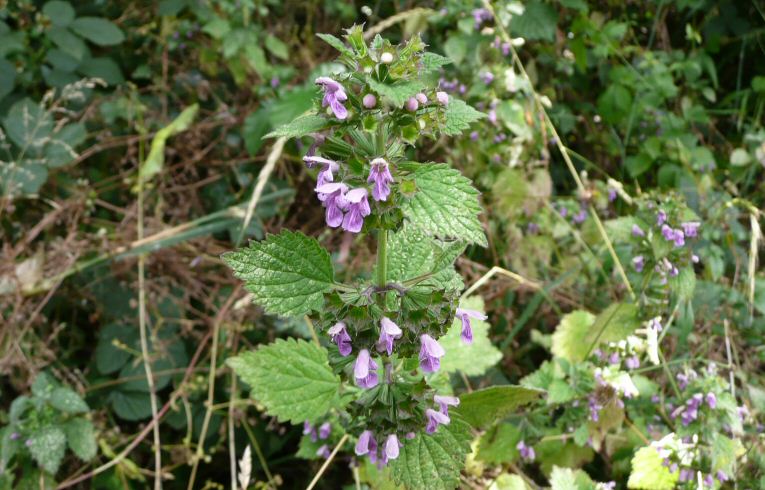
[[264, 113, 328, 139], [455, 386, 544, 429], [63, 418, 97, 461], [441, 99, 485, 136], [389, 417, 472, 490], [439, 296, 501, 376], [402, 164, 486, 246], [50, 387, 89, 414], [29, 426, 67, 474], [382, 226, 464, 291], [627, 446, 678, 489], [420, 52, 452, 74], [368, 78, 425, 107], [222, 230, 335, 317], [227, 338, 341, 424]]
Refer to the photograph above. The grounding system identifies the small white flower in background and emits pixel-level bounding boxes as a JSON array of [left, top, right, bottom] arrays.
[[634, 317, 662, 365], [539, 95, 552, 108], [594, 366, 639, 398], [238, 445, 252, 490], [510, 37, 525, 47]]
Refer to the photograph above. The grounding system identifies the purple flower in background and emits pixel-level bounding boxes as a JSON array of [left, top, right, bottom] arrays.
[[383, 434, 400, 463], [434, 395, 460, 417], [419, 334, 445, 373], [425, 408, 450, 433], [608, 187, 617, 202], [673, 229, 685, 247], [608, 352, 621, 365], [319, 422, 331, 440], [315, 76, 348, 119], [471, 8, 492, 28], [559, 206, 568, 218], [354, 349, 379, 388], [376, 317, 402, 355], [706, 392, 717, 409], [315, 183, 348, 228], [328, 320, 352, 356], [682, 221, 700, 238], [626, 356, 640, 370], [501, 42, 511, 56], [303, 421, 317, 442], [367, 158, 394, 201], [355, 430, 377, 457], [270, 76, 280, 88], [316, 444, 331, 459], [632, 224, 645, 237], [661, 224, 675, 241], [679, 469, 692, 482], [704, 474, 714, 486], [516, 440, 535, 461], [470, 131, 479, 141], [657, 209, 667, 225], [588, 395, 602, 422], [9, 432, 20, 441], [573, 208, 588, 224], [455, 308, 486, 344], [342, 188, 371, 233], [488, 109, 497, 125], [480, 72, 494, 84], [362, 93, 377, 108], [436, 91, 449, 106], [717, 470, 728, 482]]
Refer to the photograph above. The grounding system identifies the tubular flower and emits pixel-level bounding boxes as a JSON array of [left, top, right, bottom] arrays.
[[434, 395, 460, 417], [354, 349, 379, 388], [455, 308, 487, 344], [315, 183, 348, 228], [419, 334, 445, 373], [315, 77, 348, 119], [383, 434, 400, 463], [327, 320, 352, 356], [367, 158, 394, 201], [425, 408, 450, 434], [376, 317, 402, 355], [341, 188, 371, 233], [355, 430, 377, 457]]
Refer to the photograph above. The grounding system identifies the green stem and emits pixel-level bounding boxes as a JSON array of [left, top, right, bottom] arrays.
[[376, 228, 388, 288]]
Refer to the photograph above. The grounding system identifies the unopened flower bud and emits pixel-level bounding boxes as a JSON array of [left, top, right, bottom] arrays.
[[380, 52, 394, 64], [362, 93, 377, 108], [405, 97, 419, 112]]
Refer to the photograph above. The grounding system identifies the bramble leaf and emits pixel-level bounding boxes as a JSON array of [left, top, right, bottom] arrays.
[[441, 99, 485, 136], [389, 417, 472, 490], [439, 296, 501, 376], [455, 386, 544, 429], [264, 113, 329, 139], [401, 164, 487, 246], [222, 230, 335, 317], [227, 338, 341, 424], [627, 446, 678, 490]]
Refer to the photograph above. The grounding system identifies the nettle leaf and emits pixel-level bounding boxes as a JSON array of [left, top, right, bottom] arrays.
[[29, 426, 67, 475], [551, 303, 639, 362], [389, 417, 472, 490], [439, 296, 501, 376], [222, 230, 335, 317], [264, 113, 329, 139], [455, 386, 544, 429], [420, 52, 452, 74], [627, 446, 678, 490], [49, 386, 89, 414], [402, 164, 487, 246], [441, 99, 485, 136], [368, 78, 425, 107], [63, 418, 97, 461], [317, 33, 354, 57], [227, 338, 341, 424], [476, 423, 521, 464], [382, 226, 464, 291]]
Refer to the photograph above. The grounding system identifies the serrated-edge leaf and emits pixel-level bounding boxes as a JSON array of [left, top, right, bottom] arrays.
[[441, 99, 486, 136], [222, 230, 335, 317], [455, 386, 544, 429], [29, 426, 67, 475], [63, 418, 97, 461], [316, 33, 354, 57], [420, 52, 452, 74], [402, 164, 487, 246], [390, 417, 472, 490], [49, 386, 89, 414], [227, 338, 341, 424], [627, 446, 678, 490], [264, 113, 329, 139]]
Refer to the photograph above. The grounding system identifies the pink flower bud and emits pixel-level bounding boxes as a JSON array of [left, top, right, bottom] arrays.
[[362, 93, 377, 108], [405, 97, 419, 112]]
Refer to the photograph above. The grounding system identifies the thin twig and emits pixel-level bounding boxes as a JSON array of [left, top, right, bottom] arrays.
[[305, 434, 349, 490], [363, 8, 434, 40]]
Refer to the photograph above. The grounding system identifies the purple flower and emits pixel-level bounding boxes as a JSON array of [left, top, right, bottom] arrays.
[[632, 224, 645, 237], [470, 131, 479, 141], [633, 255, 645, 272], [608, 187, 617, 202], [419, 334, 445, 373], [304, 155, 340, 188], [303, 421, 317, 442], [319, 422, 331, 440], [455, 308, 487, 344], [362, 93, 377, 108], [383, 434, 400, 463], [367, 158, 394, 202], [434, 395, 459, 416], [573, 208, 588, 224], [501, 42, 511, 56], [488, 109, 497, 125], [315, 183, 348, 228], [673, 229, 685, 247], [405, 97, 419, 112], [608, 352, 620, 365], [706, 392, 717, 409], [328, 321, 352, 356], [436, 91, 449, 106], [354, 349, 379, 388], [682, 221, 700, 237], [480, 72, 494, 84], [316, 444, 331, 459], [717, 470, 728, 482], [9, 432, 20, 441], [376, 317, 403, 355], [471, 8, 492, 28], [315, 77, 348, 120], [425, 408, 450, 433], [355, 430, 377, 457], [657, 210, 667, 226], [516, 440, 535, 461], [342, 188, 371, 233], [679, 469, 692, 482], [625, 356, 640, 370]]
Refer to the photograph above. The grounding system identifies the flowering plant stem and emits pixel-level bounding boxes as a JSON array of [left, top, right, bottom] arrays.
[[376, 228, 388, 288]]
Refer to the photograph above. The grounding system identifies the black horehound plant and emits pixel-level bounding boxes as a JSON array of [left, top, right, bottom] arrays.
[[223, 26, 543, 489]]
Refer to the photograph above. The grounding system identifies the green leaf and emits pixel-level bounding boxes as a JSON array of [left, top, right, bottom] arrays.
[[135, 104, 198, 190], [28, 426, 67, 475], [70, 17, 125, 46], [383, 226, 464, 291], [729, 148, 751, 166], [510, 1, 558, 41], [227, 338, 341, 424], [264, 113, 328, 139], [441, 99, 486, 136], [550, 466, 596, 490], [627, 446, 678, 490], [367, 78, 425, 107], [3, 98, 53, 149], [670, 267, 696, 302], [109, 390, 153, 421], [49, 387, 89, 414], [420, 52, 452, 74], [46, 26, 89, 59], [78, 56, 124, 85], [63, 418, 97, 461], [0, 59, 15, 101], [222, 230, 335, 317], [598, 84, 632, 123], [490, 474, 530, 490], [42, 1, 75, 27], [476, 423, 522, 464], [265, 34, 289, 60], [546, 379, 577, 405], [389, 417, 472, 490], [316, 33, 354, 57], [45, 122, 87, 168], [551, 310, 595, 362], [454, 386, 544, 429], [439, 296, 501, 376], [401, 164, 486, 246]]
